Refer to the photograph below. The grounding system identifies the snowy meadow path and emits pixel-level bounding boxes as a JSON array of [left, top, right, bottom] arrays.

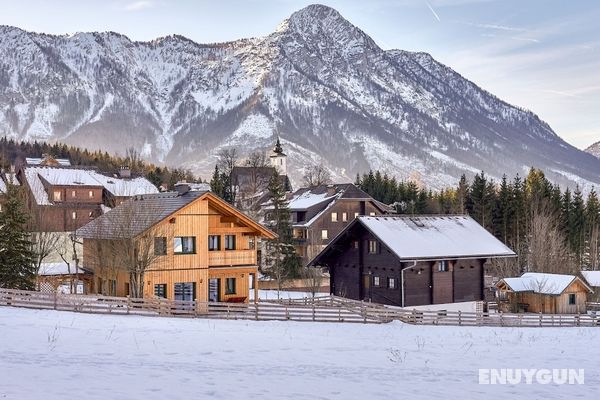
[[0, 307, 598, 399]]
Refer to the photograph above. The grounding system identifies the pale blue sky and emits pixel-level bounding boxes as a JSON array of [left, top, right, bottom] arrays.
[[1, 0, 599, 149]]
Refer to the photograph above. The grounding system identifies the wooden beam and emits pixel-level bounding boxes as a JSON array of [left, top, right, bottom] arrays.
[[210, 227, 257, 234], [220, 216, 240, 223]]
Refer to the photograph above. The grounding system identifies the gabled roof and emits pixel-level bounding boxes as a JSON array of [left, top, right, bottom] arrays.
[[76, 190, 276, 240], [581, 270, 600, 287], [310, 215, 516, 265], [21, 166, 158, 205], [38, 262, 91, 276], [497, 272, 592, 295], [26, 157, 71, 167]]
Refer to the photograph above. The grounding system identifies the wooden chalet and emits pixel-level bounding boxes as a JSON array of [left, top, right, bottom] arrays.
[[270, 183, 390, 264], [496, 272, 592, 314], [309, 215, 516, 307], [76, 185, 276, 303], [17, 163, 158, 232]]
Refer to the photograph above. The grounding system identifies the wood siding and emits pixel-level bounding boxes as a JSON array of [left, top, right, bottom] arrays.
[[82, 195, 266, 303]]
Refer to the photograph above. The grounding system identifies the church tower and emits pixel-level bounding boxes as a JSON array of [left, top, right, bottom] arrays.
[[270, 136, 287, 175]]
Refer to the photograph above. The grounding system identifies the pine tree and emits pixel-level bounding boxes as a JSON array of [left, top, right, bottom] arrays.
[[263, 171, 301, 292], [0, 183, 36, 290], [209, 165, 225, 199]]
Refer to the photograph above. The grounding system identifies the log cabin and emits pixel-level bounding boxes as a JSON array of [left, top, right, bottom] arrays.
[[76, 185, 276, 303], [496, 272, 593, 314], [265, 183, 390, 265], [308, 215, 516, 307]]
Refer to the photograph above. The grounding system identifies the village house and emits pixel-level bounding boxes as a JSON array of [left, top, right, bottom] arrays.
[[17, 161, 158, 232], [581, 270, 600, 302], [76, 185, 276, 302], [496, 272, 592, 314], [309, 215, 516, 307], [232, 137, 292, 215], [273, 183, 390, 265]]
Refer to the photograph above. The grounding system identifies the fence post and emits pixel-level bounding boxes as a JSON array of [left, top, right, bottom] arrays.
[[127, 296, 131, 315], [576, 313, 580, 327], [312, 303, 316, 322], [255, 302, 259, 321], [539, 312, 542, 327], [458, 311, 462, 326], [227, 303, 230, 320]]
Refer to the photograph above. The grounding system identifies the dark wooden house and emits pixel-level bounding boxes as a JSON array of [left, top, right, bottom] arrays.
[[309, 215, 516, 307], [270, 184, 390, 264]]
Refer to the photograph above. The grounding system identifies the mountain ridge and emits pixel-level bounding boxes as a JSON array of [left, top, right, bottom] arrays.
[[0, 4, 599, 189]]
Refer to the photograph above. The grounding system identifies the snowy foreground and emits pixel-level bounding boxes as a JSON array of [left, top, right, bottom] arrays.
[[1, 307, 599, 399]]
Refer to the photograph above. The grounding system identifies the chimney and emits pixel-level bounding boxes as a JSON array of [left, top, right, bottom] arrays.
[[175, 183, 191, 196], [119, 166, 131, 178], [326, 184, 336, 196]]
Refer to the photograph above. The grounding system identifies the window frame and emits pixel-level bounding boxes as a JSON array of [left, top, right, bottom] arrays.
[[174, 236, 196, 254], [224, 235, 236, 251], [225, 277, 236, 295], [321, 229, 329, 240], [373, 276, 380, 287], [388, 277, 397, 289], [154, 284, 167, 298], [368, 240, 378, 254], [71, 211, 77, 220], [331, 212, 338, 222], [568, 293, 576, 305], [53, 190, 62, 201], [154, 237, 167, 256], [438, 260, 449, 272], [208, 235, 221, 251], [342, 212, 348, 222]]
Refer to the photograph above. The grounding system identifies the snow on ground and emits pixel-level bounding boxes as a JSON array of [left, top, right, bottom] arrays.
[[1, 307, 599, 399], [250, 289, 324, 301]]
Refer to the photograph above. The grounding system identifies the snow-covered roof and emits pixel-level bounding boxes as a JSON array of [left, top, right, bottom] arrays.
[[499, 272, 591, 295], [22, 166, 158, 205], [38, 262, 90, 276], [581, 271, 600, 287], [0, 172, 19, 194], [175, 181, 211, 192], [90, 172, 159, 197], [26, 157, 71, 166], [357, 215, 516, 260], [288, 192, 338, 210]]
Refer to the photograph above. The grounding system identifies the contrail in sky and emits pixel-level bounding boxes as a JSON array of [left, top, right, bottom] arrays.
[[426, 2, 441, 22]]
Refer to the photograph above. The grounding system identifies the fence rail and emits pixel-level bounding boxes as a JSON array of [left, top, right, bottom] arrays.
[[2, 289, 599, 327]]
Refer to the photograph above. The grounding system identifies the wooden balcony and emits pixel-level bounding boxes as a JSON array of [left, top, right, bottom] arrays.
[[208, 249, 257, 267]]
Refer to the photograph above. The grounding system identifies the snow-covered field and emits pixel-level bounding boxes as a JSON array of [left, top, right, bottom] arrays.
[[1, 307, 599, 399]]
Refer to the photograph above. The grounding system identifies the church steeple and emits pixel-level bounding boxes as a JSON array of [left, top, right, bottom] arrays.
[[269, 136, 287, 175]]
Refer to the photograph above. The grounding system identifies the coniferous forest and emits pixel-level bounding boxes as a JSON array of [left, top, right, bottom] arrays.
[[356, 168, 600, 277], [0, 138, 198, 190]]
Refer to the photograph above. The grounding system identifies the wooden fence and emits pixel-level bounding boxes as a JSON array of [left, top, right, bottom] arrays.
[[2, 288, 600, 327], [0, 289, 384, 324]]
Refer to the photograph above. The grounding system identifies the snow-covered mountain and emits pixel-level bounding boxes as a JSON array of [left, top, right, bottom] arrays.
[[585, 141, 600, 159], [1, 4, 599, 189]]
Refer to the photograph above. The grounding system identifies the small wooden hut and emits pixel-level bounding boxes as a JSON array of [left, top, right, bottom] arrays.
[[496, 272, 592, 314]]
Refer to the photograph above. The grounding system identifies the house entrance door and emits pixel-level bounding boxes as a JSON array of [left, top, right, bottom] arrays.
[[362, 274, 371, 301], [209, 278, 221, 302]]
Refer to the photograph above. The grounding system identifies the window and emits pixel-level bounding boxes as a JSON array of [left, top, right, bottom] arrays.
[[331, 212, 338, 222], [154, 284, 167, 298], [226, 278, 236, 295], [88, 190, 94, 198], [354, 212, 359, 218], [321, 230, 328, 240], [249, 273, 255, 290], [248, 238, 255, 250], [109, 279, 117, 296], [342, 212, 348, 222], [438, 260, 449, 272], [53, 191, 62, 201], [154, 237, 167, 255], [124, 282, 130, 296], [174, 282, 196, 301], [368, 240, 378, 254], [88, 211, 94, 218], [353, 241, 359, 249], [224, 235, 236, 250], [388, 277, 397, 289], [71, 190, 77, 198], [174, 236, 195, 254], [568, 293, 576, 305], [373, 276, 380, 287], [208, 235, 221, 251], [369, 212, 376, 216], [71, 211, 77, 220]]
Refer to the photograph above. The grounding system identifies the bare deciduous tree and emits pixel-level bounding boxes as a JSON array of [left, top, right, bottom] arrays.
[[301, 266, 325, 299], [30, 231, 62, 273], [527, 203, 574, 274], [303, 164, 332, 188]]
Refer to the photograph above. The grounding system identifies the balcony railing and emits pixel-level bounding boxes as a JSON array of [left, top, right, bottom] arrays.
[[208, 249, 257, 266]]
